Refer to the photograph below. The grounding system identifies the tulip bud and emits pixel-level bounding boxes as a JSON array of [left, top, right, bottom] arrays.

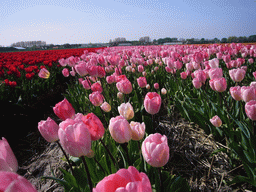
[[38, 117, 59, 143], [130, 121, 145, 141], [141, 133, 169, 167], [0, 138, 18, 172], [100, 102, 111, 112], [144, 92, 161, 115], [210, 115, 222, 127], [109, 116, 132, 143], [118, 102, 134, 120]]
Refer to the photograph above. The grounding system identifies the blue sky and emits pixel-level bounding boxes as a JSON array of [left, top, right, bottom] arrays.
[[0, 0, 255, 46]]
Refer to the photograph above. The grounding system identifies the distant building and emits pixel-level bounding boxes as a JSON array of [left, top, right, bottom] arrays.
[[163, 42, 183, 45], [118, 43, 132, 46], [14, 47, 26, 50], [139, 36, 150, 43]]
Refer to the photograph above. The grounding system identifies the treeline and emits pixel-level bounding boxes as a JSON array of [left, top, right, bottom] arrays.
[[153, 35, 256, 45]]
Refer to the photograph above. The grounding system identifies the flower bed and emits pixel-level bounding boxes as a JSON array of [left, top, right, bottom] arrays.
[[1, 43, 256, 191]]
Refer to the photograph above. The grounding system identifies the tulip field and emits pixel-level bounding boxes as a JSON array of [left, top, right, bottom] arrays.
[[1, 43, 256, 191]]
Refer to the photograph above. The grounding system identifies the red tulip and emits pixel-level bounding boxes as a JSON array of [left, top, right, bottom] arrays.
[[53, 98, 76, 121], [82, 113, 105, 141]]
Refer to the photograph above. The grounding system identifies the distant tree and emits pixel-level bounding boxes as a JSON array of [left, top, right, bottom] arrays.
[[63, 43, 71, 48], [221, 38, 228, 43], [200, 38, 205, 43], [227, 36, 238, 43], [248, 35, 256, 42], [213, 38, 220, 43]]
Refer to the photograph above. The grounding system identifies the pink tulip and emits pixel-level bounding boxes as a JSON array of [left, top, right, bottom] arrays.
[[144, 92, 161, 115], [89, 91, 104, 106], [118, 102, 134, 120], [141, 133, 169, 167], [253, 71, 256, 80], [108, 116, 132, 143], [58, 122, 91, 157], [62, 68, 69, 77], [192, 78, 202, 89], [161, 88, 167, 95], [138, 65, 144, 72], [248, 58, 254, 64], [241, 86, 256, 102], [210, 115, 222, 127], [38, 117, 59, 143], [208, 58, 219, 68], [230, 86, 242, 101], [106, 75, 116, 84], [180, 72, 187, 79], [82, 79, 91, 90], [38, 68, 50, 79], [229, 68, 246, 82], [154, 83, 159, 89], [146, 84, 151, 89], [194, 69, 207, 83], [209, 78, 227, 92], [208, 68, 223, 79], [130, 121, 145, 141], [53, 98, 76, 121], [87, 65, 106, 78], [74, 61, 88, 76], [82, 113, 105, 141], [0, 137, 18, 172], [245, 100, 256, 120], [91, 82, 103, 93], [116, 79, 133, 94], [93, 166, 152, 192], [0, 171, 37, 192], [216, 52, 222, 60], [100, 102, 111, 112], [137, 77, 147, 88]]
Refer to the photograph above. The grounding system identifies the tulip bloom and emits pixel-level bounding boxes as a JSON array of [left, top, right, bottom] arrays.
[[161, 88, 167, 95], [93, 166, 152, 192], [180, 72, 187, 79], [100, 102, 111, 112], [53, 98, 76, 121], [137, 77, 147, 88], [144, 92, 161, 115], [241, 86, 256, 103], [58, 122, 91, 157], [89, 91, 104, 106], [91, 82, 103, 93], [74, 61, 88, 76], [130, 121, 145, 141], [245, 100, 256, 120], [0, 171, 37, 192], [38, 68, 50, 79], [62, 68, 69, 77], [0, 137, 18, 172], [141, 133, 169, 167], [209, 78, 227, 92], [229, 68, 246, 82], [116, 79, 133, 94], [208, 68, 223, 79], [208, 58, 219, 68], [230, 86, 243, 101], [154, 83, 159, 89], [108, 116, 132, 143], [210, 115, 222, 127], [192, 78, 202, 89], [82, 113, 105, 141], [38, 117, 59, 143], [118, 102, 134, 120]]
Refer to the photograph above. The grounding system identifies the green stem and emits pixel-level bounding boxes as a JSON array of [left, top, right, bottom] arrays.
[[81, 156, 93, 192], [99, 138, 117, 167], [93, 157, 106, 175], [158, 167, 163, 192], [121, 142, 131, 166], [56, 141, 74, 176]]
